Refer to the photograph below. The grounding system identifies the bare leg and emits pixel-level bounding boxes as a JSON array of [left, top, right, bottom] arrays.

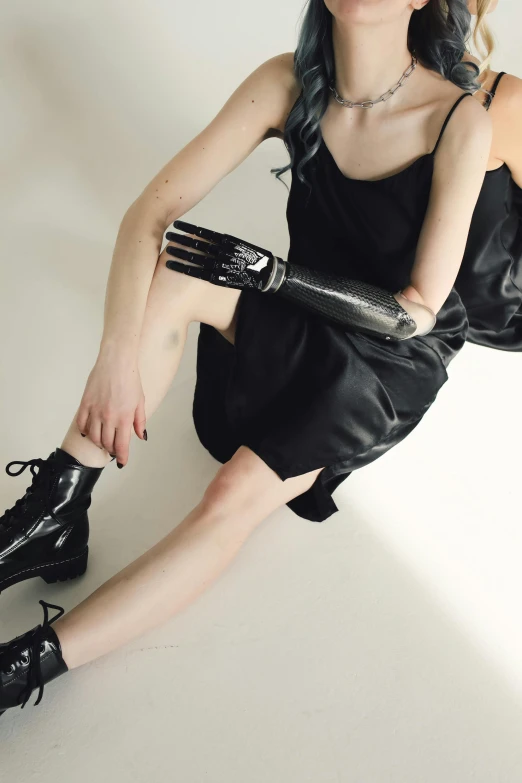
[[60, 245, 242, 468], [53, 446, 323, 669], [50, 246, 325, 669]]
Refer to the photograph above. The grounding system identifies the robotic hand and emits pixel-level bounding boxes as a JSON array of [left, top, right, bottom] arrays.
[[164, 220, 436, 341]]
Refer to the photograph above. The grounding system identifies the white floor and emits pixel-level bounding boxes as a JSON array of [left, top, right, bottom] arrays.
[[1, 337, 522, 782], [1, 1, 522, 776]]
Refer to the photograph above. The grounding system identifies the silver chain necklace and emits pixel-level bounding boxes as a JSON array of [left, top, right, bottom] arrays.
[[329, 53, 418, 109]]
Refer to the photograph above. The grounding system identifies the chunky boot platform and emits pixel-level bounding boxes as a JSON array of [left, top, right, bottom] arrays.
[[0, 448, 103, 594], [0, 600, 68, 716]]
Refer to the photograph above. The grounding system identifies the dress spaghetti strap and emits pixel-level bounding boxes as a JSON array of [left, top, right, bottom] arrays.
[[483, 71, 506, 110], [431, 92, 474, 156]]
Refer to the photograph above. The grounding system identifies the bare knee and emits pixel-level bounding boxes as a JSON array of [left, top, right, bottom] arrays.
[[152, 246, 240, 335], [198, 447, 324, 522], [199, 460, 266, 521]]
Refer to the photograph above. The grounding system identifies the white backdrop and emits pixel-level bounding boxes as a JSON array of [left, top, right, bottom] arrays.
[[1, 2, 522, 781]]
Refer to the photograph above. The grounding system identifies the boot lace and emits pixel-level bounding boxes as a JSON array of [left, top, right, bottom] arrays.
[[0, 457, 56, 536], [1, 600, 65, 708]]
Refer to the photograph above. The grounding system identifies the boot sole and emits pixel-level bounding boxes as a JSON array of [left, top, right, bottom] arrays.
[[0, 547, 88, 595]]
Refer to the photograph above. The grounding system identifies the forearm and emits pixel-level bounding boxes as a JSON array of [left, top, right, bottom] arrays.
[[262, 258, 436, 340], [164, 221, 437, 341], [99, 200, 169, 358]]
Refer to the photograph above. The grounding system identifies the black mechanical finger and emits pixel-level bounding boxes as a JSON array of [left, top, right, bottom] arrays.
[[171, 223, 274, 271], [171, 222, 273, 268], [166, 246, 219, 269], [165, 260, 213, 281], [166, 236, 248, 268], [173, 220, 224, 244], [166, 231, 234, 262], [165, 231, 221, 254]]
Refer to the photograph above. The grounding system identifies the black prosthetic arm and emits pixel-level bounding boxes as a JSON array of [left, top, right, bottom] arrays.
[[164, 221, 436, 341], [259, 257, 428, 340]]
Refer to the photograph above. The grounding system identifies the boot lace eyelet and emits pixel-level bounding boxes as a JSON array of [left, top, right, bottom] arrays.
[[20, 652, 30, 666], [40, 642, 46, 654], [3, 664, 16, 676]]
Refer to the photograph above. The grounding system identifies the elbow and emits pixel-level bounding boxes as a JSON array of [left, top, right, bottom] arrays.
[[122, 196, 171, 238], [400, 284, 431, 308], [397, 284, 437, 336], [401, 283, 444, 316]]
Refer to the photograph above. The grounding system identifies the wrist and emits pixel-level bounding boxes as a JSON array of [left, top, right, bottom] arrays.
[[259, 256, 287, 293], [98, 337, 139, 364]]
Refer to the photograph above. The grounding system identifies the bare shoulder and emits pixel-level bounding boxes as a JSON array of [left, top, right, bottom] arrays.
[[200, 50, 299, 144], [207, 50, 298, 143], [418, 64, 489, 156], [138, 52, 301, 226], [491, 71, 522, 134], [433, 88, 492, 162], [257, 52, 300, 140], [489, 71, 522, 108], [490, 72, 522, 184]]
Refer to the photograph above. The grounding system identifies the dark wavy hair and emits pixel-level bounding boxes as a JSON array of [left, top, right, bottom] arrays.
[[271, 0, 481, 195]]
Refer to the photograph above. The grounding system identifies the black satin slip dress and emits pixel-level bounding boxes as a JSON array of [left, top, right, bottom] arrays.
[[191, 92, 471, 522], [454, 71, 522, 350]]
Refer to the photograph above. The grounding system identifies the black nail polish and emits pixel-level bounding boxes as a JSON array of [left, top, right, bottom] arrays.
[[117, 462, 124, 469], [143, 429, 148, 441]]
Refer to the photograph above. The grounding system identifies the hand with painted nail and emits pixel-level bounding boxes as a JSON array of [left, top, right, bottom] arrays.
[[76, 351, 147, 467]]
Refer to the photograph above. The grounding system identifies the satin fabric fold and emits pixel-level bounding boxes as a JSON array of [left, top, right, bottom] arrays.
[[191, 125, 468, 522], [455, 163, 522, 350]]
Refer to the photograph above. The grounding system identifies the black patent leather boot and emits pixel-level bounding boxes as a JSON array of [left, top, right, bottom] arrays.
[[0, 448, 104, 594], [0, 600, 68, 717]]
